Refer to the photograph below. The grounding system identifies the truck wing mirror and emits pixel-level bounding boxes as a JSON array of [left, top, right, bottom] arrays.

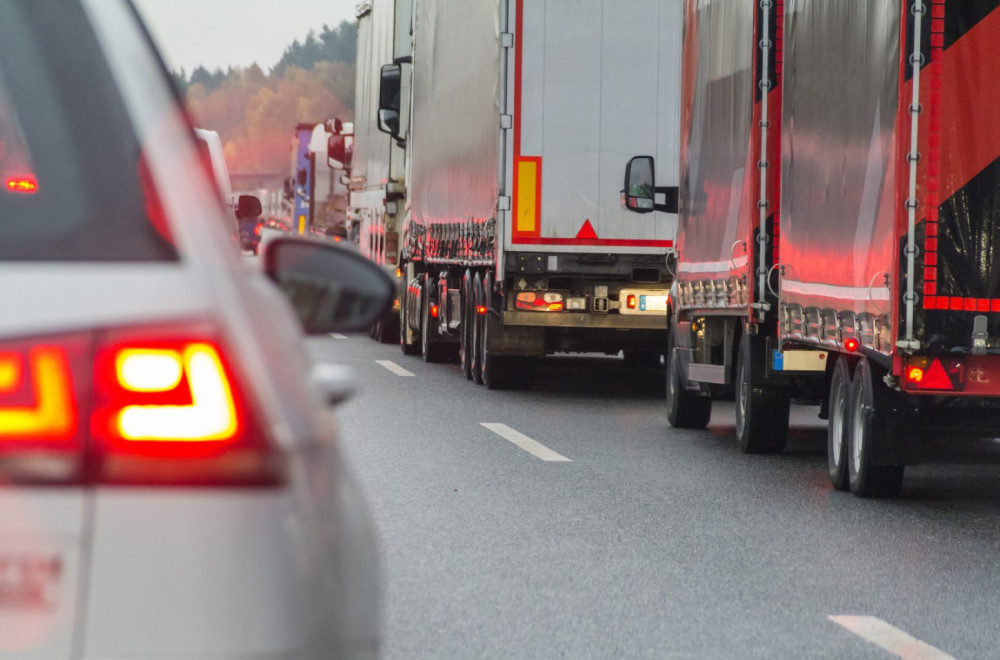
[[621, 156, 679, 214], [235, 194, 262, 220], [378, 63, 402, 139], [622, 156, 656, 213]]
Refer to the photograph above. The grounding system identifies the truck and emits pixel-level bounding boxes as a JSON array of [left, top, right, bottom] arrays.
[[624, 0, 1000, 497], [370, 0, 683, 388], [348, 0, 407, 343]]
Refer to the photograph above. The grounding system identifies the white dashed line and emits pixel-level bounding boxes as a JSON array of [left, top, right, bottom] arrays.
[[481, 423, 571, 462], [376, 360, 414, 377], [829, 616, 958, 660], [328, 333, 348, 339]]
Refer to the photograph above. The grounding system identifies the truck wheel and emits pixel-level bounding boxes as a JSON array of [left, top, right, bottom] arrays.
[[460, 272, 474, 379], [735, 331, 789, 454], [827, 356, 853, 491], [421, 274, 449, 363], [471, 272, 484, 383], [400, 275, 420, 355], [374, 314, 398, 344], [480, 282, 517, 390], [847, 358, 905, 498], [665, 332, 711, 429]]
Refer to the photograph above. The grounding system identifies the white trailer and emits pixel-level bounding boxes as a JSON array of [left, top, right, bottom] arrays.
[[376, 0, 682, 388]]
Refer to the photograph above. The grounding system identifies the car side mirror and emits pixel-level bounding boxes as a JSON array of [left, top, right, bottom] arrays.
[[263, 237, 395, 334], [235, 194, 262, 220]]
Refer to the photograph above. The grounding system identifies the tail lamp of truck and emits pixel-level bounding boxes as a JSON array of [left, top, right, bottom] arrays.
[[903, 357, 964, 392], [515, 291, 564, 312], [0, 326, 284, 487]]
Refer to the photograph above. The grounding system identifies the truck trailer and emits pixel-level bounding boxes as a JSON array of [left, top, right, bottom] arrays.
[[374, 0, 683, 388], [625, 0, 1000, 497], [349, 0, 408, 343]]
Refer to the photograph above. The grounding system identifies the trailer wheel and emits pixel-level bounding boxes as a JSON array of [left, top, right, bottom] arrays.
[[827, 356, 853, 491], [735, 331, 789, 454], [665, 331, 711, 429], [399, 274, 420, 355], [374, 313, 398, 344], [421, 274, 449, 363], [460, 272, 474, 380], [471, 272, 484, 384], [847, 358, 905, 498]]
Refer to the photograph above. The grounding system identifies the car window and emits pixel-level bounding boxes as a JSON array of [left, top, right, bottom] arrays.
[[0, 1, 178, 262]]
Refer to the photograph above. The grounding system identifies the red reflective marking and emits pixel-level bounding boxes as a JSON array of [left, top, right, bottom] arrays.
[[920, 359, 955, 390], [576, 219, 598, 240]]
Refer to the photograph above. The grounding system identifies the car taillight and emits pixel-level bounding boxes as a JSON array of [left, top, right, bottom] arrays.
[[92, 327, 283, 486], [5, 175, 38, 194], [0, 335, 89, 484], [0, 326, 284, 487]]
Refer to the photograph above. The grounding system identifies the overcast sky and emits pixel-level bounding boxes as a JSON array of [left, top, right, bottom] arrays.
[[134, 0, 357, 73]]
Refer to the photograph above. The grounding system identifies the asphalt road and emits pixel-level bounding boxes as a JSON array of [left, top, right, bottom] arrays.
[[307, 333, 1000, 660]]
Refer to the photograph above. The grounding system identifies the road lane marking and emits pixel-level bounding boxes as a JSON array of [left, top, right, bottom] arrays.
[[375, 360, 413, 376], [829, 616, 958, 660], [376, 360, 414, 377], [481, 423, 571, 462], [328, 333, 348, 339]]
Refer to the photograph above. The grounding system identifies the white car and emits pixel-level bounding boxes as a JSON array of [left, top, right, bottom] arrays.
[[0, 2, 387, 658]]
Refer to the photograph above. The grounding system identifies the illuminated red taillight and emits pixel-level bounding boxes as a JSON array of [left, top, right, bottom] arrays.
[[0, 326, 284, 487], [0, 336, 89, 484], [902, 357, 964, 392], [5, 175, 38, 194], [92, 328, 283, 486], [844, 338, 860, 352], [626, 294, 637, 309], [476, 305, 488, 315], [430, 304, 439, 319], [254, 225, 262, 236]]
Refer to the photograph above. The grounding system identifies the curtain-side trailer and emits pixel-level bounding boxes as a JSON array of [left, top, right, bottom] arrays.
[[377, 0, 683, 389], [350, 0, 407, 342], [624, 0, 1000, 498]]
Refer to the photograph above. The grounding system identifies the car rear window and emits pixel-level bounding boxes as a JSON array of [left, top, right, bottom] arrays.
[[0, 1, 178, 262]]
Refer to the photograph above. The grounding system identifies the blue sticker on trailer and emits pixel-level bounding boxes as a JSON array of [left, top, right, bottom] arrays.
[[772, 350, 783, 371]]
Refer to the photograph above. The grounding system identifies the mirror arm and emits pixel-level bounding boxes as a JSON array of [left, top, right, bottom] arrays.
[[653, 186, 679, 214]]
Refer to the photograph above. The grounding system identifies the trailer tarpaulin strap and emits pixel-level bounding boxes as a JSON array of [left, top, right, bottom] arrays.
[[912, 1, 1000, 351]]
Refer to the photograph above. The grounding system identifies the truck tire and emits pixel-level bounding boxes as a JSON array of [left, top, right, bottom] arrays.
[[847, 358, 905, 498], [460, 271, 474, 380], [827, 356, 853, 491], [374, 314, 399, 344], [665, 332, 711, 429], [400, 274, 421, 356], [471, 272, 484, 384], [421, 274, 449, 363], [479, 273, 518, 390], [735, 331, 789, 454]]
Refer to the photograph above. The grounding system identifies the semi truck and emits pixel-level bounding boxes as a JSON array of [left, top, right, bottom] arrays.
[[348, 0, 408, 343], [371, 0, 683, 388], [624, 0, 1000, 497]]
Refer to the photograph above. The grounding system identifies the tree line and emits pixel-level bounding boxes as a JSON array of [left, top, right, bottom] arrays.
[[173, 21, 356, 175]]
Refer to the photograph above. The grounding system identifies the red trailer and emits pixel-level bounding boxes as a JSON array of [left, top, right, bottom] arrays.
[[625, 0, 1000, 497]]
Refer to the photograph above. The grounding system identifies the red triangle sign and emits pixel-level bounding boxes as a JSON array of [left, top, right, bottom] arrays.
[[921, 359, 954, 390], [576, 219, 598, 240]]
